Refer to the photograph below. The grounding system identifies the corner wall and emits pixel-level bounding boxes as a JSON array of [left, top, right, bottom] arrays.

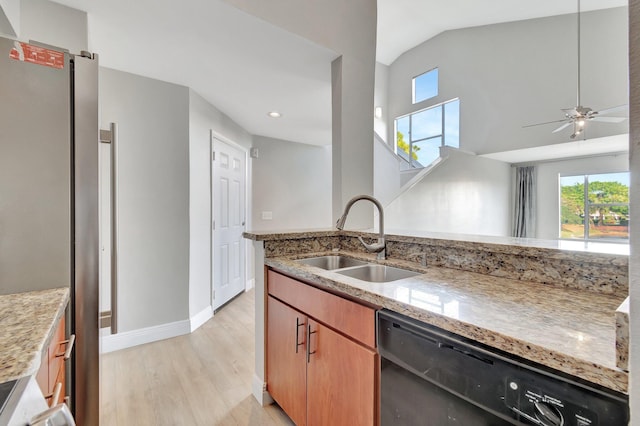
[[374, 62, 390, 144], [385, 150, 511, 236], [100, 67, 190, 335], [187, 89, 253, 324], [627, 0, 639, 423], [373, 134, 403, 207], [251, 136, 331, 231], [20, 0, 87, 53], [221, 0, 377, 228]]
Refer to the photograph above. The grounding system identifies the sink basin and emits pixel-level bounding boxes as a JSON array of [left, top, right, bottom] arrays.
[[336, 264, 420, 283], [294, 255, 368, 270]]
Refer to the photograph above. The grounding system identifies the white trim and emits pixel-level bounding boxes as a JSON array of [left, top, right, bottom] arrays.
[[190, 305, 213, 332], [100, 319, 190, 354], [246, 278, 255, 291], [252, 374, 274, 407]]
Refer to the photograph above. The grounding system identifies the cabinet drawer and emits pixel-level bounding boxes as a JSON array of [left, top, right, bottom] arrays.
[[268, 270, 375, 348]]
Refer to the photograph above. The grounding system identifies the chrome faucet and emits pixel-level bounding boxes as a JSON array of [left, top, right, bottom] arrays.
[[336, 195, 386, 260]]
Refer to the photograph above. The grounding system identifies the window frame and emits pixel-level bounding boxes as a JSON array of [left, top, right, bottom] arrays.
[[559, 172, 630, 243], [394, 98, 459, 168], [412, 67, 439, 104]]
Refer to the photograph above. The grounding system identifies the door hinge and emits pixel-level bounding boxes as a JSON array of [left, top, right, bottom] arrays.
[[212, 220, 215, 230], [212, 151, 216, 161]]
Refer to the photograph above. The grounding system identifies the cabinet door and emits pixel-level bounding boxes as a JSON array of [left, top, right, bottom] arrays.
[[48, 316, 65, 396], [267, 296, 307, 426], [306, 319, 377, 426]]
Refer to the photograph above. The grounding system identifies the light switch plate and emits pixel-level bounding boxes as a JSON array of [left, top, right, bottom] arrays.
[[262, 211, 273, 220]]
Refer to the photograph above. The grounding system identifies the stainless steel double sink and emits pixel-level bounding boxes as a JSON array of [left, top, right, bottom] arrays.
[[294, 255, 420, 283]]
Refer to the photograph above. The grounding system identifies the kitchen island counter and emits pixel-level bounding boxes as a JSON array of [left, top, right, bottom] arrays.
[[0, 287, 69, 384], [266, 251, 627, 394], [246, 229, 629, 395]]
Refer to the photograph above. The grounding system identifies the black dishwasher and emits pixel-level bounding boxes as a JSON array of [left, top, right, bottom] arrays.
[[377, 310, 629, 426]]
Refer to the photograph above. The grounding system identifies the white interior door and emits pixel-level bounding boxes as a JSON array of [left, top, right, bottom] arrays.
[[212, 137, 246, 310]]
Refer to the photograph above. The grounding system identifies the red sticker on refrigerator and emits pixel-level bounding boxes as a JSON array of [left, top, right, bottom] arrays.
[[9, 41, 65, 69]]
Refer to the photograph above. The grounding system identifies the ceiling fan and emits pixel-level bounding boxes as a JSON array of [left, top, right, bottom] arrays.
[[524, 0, 628, 139]]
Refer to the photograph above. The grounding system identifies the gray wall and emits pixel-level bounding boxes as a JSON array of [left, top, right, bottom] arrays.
[[0, 0, 19, 36], [385, 149, 511, 236], [251, 136, 331, 231], [388, 7, 628, 155], [20, 0, 87, 53], [628, 1, 639, 422], [222, 0, 377, 228], [373, 135, 403, 207], [374, 62, 390, 144], [535, 154, 629, 239], [188, 89, 253, 318], [100, 67, 190, 332]]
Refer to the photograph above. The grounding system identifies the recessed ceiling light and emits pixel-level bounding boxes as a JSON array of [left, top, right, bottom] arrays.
[[267, 111, 282, 118]]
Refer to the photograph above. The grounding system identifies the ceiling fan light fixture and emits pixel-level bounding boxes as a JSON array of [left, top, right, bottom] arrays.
[[570, 121, 584, 139], [577, 118, 586, 128]]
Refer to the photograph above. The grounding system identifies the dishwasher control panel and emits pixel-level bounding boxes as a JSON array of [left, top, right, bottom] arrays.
[[505, 377, 603, 425]]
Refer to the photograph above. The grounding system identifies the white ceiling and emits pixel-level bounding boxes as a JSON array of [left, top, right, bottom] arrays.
[[480, 134, 629, 164], [52, 0, 338, 146], [51, 0, 627, 148], [376, 0, 628, 65]]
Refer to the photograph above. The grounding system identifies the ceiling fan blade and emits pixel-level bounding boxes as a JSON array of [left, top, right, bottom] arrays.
[[552, 122, 573, 133], [561, 108, 579, 116], [590, 116, 627, 123], [595, 104, 628, 116], [522, 118, 569, 128]]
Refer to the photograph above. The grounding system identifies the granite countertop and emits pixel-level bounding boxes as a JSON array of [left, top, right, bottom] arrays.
[[265, 251, 629, 394], [245, 228, 630, 256], [0, 288, 69, 383]]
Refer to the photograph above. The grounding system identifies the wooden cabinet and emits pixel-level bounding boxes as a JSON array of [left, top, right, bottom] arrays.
[[267, 296, 308, 426], [267, 270, 378, 426], [36, 316, 73, 407]]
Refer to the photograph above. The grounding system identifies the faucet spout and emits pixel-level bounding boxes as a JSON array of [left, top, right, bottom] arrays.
[[336, 195, 386, 259]]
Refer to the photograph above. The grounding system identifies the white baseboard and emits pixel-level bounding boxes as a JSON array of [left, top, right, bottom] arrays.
[[252, 374, 273, 407], [246, 278, 255, 291], [190, 305, 213, 332], [101, 319, 191, 354]]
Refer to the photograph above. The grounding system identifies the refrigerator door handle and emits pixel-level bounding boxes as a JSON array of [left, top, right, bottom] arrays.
[[99, 122, 119, 335]]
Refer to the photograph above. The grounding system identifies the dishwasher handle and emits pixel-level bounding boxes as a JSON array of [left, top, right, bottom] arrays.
[[438, 342, 494, 365]]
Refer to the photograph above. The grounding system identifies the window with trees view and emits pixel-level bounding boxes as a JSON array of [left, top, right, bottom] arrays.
[[560, 172, 629, 242], [395, 99, 460, 168]]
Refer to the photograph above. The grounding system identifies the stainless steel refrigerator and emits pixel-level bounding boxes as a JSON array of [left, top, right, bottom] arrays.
[[0, 35, 100, 425]]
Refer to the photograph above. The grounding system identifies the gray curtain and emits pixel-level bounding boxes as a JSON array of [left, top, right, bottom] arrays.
[[513, 166, 537, 238]]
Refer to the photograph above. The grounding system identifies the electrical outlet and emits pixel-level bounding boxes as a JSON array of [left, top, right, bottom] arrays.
[[262, 211, 273, 220]]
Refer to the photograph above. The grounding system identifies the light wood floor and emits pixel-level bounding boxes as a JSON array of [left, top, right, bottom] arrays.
[[100, 290, 294, 426]]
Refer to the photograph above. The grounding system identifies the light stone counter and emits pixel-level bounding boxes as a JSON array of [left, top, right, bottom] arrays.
[[0, 288, 69, 383], [616, 297, 630, 371], [266, 252, 628, 394], [245, 230, 629, 395]]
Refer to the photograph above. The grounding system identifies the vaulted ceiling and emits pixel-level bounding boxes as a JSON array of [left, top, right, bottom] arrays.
[[51, 0, 626, 146]]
